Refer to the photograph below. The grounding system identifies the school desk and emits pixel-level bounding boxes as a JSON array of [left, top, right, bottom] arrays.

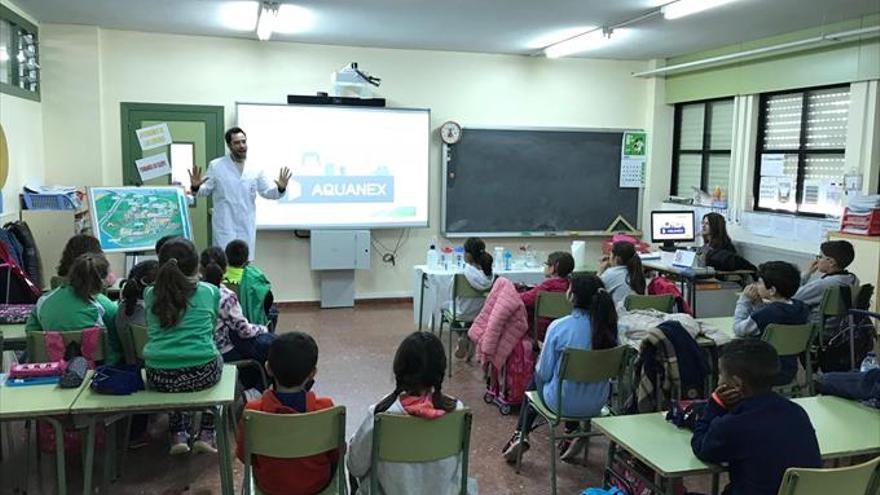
[[592, 395, 880, 495], [71, 365, 238, 495], [0, 371, 94, 495], [412, 264, 546, 330], [0, 323, 26, 351]]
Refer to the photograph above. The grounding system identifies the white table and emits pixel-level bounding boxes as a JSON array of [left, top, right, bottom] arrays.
[[412, 264, 546, 329]]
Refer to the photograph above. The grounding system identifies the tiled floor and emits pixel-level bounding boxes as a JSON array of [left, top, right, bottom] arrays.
[[1, 301, 719, 494]]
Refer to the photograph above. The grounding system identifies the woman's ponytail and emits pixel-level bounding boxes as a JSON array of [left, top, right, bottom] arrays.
[[590, 288, 618, 350], [612, 241, 646, 295], [152, 238, 199, 329]]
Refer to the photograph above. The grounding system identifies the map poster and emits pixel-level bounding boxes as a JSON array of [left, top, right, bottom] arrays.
[[88, 186, 192, 253]]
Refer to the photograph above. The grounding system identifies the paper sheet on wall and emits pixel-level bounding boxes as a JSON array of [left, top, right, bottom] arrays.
[[136, 123, 172, 151], [619, 131, 646, 188], [760, 153, 785, 177], [135, 152, 171, 182]]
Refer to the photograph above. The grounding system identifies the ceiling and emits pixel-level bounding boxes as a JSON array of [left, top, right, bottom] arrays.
[[13, 0, 880, 59]]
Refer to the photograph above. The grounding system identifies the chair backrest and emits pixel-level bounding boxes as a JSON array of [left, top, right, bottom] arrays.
[[452, 273, 491, 299], [572, 270, 597, 278], [129, 323, 149, 360], [559, 345, 628, 384], [776, 455, 880, 495], [535, 291, 572, 320], [762, 323, 815, 357], [624, 294, 674, 313], [819, 285, 850, 317], [242, 406, 346, 495], [371, 409, 472, 495], [26, 328, 107, 362], [854, 284, 875, 312]]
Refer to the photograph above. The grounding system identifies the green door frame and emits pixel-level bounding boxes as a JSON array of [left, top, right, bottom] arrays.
[[119, 103, 225, 186]]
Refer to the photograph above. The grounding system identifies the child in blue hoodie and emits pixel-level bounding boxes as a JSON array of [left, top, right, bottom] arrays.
[[733, 261, 809, 386]]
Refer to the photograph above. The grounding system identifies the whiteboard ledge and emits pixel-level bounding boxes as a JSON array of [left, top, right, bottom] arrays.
[[444, 230, 642, 238]]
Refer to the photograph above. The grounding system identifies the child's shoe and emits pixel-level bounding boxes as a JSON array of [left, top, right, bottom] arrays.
[[169, 431, 190, 455], [193, 429, 217, 454]]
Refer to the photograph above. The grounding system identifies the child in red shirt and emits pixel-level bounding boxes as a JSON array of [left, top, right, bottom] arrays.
[[236, 332, 338, 495], [519, 251, 574, 341]]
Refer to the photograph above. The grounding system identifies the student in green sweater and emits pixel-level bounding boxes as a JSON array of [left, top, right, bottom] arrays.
[[26, 252, 122, 364], [143, 237, 222, 455], [223, 239, 273, 326]]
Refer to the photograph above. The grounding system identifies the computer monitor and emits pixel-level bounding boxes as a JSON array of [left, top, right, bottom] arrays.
[[651, 210, 696, 251]]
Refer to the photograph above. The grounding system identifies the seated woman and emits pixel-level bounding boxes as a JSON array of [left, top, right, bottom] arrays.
[[519, 251, 574, 342], [698, 212, 754, 272]]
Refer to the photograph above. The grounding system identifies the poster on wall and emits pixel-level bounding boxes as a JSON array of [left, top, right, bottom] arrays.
[[136, 123, 173, 151], [619, 131, 646, 188], [135, 152, 172, 182], [760, 153, 785, 177]]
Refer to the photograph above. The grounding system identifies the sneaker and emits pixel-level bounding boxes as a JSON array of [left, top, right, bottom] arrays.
[[169, 432, 190, 455], [501, 431, 530, 464], [560, 437, 587, 462], [454, 336, 468, 359], [193, 430, 217, 454], [243, 388, 262, 402]]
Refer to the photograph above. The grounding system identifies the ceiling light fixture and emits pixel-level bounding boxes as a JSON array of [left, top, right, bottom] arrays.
[[0, 48, 8, 63], [661, 0, 739, 20], [219, 1, 259, 31], [274, 4, 315, 34], [544, 28, 624, 59], [257, 1, 279, 41]]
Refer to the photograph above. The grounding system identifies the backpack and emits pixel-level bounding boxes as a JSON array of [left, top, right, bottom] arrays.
[[819, 284, 876, 372], [5, 221, 43, 290], [0, 240, 41, 303], [647, 276, 692, 315]]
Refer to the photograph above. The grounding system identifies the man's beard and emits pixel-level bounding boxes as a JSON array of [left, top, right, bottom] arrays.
[[232, 150, 247, 161]]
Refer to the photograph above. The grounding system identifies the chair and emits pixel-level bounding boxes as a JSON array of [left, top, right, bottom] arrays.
[[242, 407, 347, 495], [533, 291, 572, 346], [516, 345, 629, 495], [762, 323, 817, 397], [438, 274, 492, 377], [370, 409, 472, 495], [623, 294, 674, 313], [818, 285, 851, 341], [130, 323, 268, 390], [25, 328, 107, 362], [776, 455, 880, 495]]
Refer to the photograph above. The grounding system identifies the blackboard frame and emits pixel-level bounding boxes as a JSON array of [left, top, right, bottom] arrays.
[[441, 126, 643, 238]]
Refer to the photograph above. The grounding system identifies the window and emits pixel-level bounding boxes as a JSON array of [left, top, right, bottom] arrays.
[[755, 85, 849, 216], [0, 5, 39, 101], [671, 98, 734, 200]]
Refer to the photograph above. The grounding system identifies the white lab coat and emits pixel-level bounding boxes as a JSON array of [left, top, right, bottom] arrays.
[[196, 154, 282, 259]]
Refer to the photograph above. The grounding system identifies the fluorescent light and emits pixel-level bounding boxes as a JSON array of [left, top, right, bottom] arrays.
[[544, 28, 626, 58], [274, 4, 314, 34], [0, 47, 8, 63], [661, 0, 739, 20], [219, 1, 259, 31], [256, 2, 279, 41]]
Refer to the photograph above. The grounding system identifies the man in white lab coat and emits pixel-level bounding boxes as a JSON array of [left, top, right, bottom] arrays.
[[189, 127, 291, 259]]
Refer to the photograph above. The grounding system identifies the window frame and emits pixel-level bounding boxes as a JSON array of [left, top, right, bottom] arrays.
[[753, 83, 850, 218], [0, 4, 40, 102], [670, 96, 734, 197]]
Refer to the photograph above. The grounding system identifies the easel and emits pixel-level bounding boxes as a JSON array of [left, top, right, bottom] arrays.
[[123, 251, 150, 279], [603, 215, 641, 236]]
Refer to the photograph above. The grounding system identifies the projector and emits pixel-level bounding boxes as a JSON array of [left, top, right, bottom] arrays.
[[332, 62, 381, 98]]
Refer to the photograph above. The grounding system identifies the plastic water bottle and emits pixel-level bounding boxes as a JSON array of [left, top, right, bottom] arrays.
[[494, 246, 504, 270], [503, 250, 512, 271], [426, 244, 439, 269], [453, 246, 464, 269], [860, 352, 878, 372]]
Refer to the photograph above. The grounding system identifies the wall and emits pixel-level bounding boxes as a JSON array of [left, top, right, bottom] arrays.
[[665, 14, 880, 103], [0, 0, 43, 218], [38, 26, 652, 301]]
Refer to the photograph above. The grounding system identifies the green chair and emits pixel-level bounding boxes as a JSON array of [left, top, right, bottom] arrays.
[[623, 294, 675, 313], [762, 323, 817, 397], [516, 345, 629, 495], [776, 455, 880, 495], [25, 328, 107, 362], [533, 291, 572, 345], [371, 409, 472, 495], [438, 274, 492, 377], [242, 407, 347, 495]]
